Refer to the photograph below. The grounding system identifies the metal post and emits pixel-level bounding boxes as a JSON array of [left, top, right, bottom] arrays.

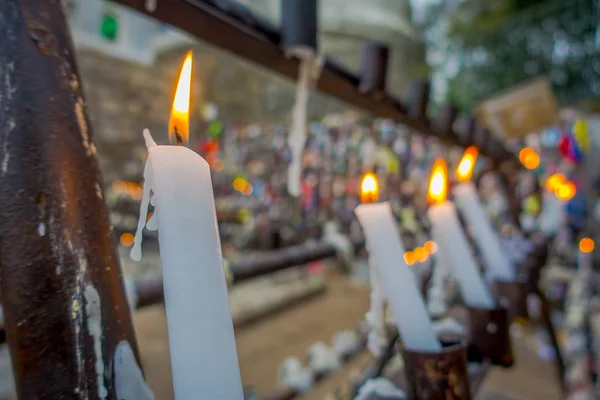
[[0, 1, 140, 398]]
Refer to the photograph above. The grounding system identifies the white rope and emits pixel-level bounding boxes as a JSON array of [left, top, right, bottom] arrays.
[[287, 52, 323, 196]]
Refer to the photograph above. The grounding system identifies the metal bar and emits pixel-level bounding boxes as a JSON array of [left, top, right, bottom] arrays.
[[231, 239, 364, 283], [111, 0, 511, 162], [0, 1, 141, 398], [132, 238, 365, 311]]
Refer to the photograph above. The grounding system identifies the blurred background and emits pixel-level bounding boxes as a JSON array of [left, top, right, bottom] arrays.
[[1, 0, 599, 399]]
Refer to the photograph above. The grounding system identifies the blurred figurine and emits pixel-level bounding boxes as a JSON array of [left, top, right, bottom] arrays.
[[277, 357, 313, 394], [354, 378, 406, 400], [307, 342, 341, 376], [332, 330, 362, 360]]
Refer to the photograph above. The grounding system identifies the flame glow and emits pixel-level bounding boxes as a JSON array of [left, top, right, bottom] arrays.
[[404, 251, 416, 265], [360, 172, 379, 203], [169, 51, 193, 144], [427, 159, 448, 205], [579, 238, 595, 253], [545, 173, 566, 192], [519, 147, 540, 170], [556, 181, 576, 201], [456, 146, 478, 183], [414, 247, 428, 262], [424, 240, 437, 254]]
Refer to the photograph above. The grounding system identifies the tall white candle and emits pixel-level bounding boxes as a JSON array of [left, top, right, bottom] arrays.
[[453, 146, 515, 281], [131, 52, 242, 399], [131, 131, 243, 398], [427, 159, 495, 309], [453, 182, 515, 281], [356, 202, 441, 352]]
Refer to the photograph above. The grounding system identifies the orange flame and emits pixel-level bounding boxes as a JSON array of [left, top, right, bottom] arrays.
[[169, 51, 193, 144], [360, 172, 379, 203], [414, 247, 428, 262], [424, 240, 437, 254], [545, 173, 566, 192], [579, 238, 595, 253], [456, 146, 478, 183], [519, 147, 540, 170], [556, 181, 576, 201], [428, 159, 448, 205], [404, 251, 416, 265]]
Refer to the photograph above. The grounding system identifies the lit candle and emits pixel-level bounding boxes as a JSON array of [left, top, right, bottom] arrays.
[[355, 173, 441, 352], [131, 52, 243, 398], [426, 159, 495, 309], [578, 237, 594, 271], [538, 173, 567, 235], [452, 147, 515, 281]]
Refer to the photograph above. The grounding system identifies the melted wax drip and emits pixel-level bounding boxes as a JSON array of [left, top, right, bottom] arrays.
[[130, 130, 158, 262]]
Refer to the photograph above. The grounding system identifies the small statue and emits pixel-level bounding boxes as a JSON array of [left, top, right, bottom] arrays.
[[277, 357, 313, 394], [307, 342, 341, 376]]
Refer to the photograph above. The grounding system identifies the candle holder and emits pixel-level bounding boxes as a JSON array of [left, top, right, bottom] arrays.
[[466, 306, 514, 367], [406, 81, 430, 123], [453, 115, 476, 147], [280, 0, 318, 52], [432, 104, 458, 139], [493, 280, 530, 321], [359, 43, 390, 96], [398, 340, 471, 400]]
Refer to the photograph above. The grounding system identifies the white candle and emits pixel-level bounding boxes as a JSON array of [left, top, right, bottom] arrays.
[[355, 202, 441, 352], [427, 159, 495, 309], [453, 182, 515, 281], [578, 238, 595, 272], [131, 52, 242, 399], [453, 146, 515, 281], [132, 131, 243, 398], [538, 189, 565, 235]]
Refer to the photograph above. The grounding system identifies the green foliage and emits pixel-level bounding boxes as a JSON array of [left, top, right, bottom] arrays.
[[425, 0, 599, 110]]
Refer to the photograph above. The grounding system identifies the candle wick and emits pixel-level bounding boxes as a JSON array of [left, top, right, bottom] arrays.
[[173, 126, 184, 146]]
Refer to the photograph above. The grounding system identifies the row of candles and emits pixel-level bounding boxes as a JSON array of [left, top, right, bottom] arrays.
[[127, 49, 510, 396], [128, 51, 590, 397]]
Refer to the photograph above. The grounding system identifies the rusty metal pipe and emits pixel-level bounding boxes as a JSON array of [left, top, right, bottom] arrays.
[[400, 340, 471, 400], [0, 1, 140, 398]]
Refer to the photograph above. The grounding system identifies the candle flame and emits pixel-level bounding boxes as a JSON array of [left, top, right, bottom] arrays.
[[556, 181, 576, 201], [456, 146, 478, 183], [579, 237, 595, 253], [427, 159, 448, 205], [404, 251, 415, 265], [169, 50, 193, 144], [545, 173, 566, 192], [414, 247, 428, 262], [424, 240, 437, 254], [360, 172, 379, 203], [519, 147, 540, 170]]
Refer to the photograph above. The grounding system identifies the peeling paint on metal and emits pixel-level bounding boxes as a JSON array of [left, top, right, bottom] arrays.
[[37, 222, 46, 237], [95, 182, 103, 199], [1, 120, 15, 175], [85, 285, 107, 399], [75, 97, 92, 156]]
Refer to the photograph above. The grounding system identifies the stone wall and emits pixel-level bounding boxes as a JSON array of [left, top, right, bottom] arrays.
[[76, 43, 352, 184]]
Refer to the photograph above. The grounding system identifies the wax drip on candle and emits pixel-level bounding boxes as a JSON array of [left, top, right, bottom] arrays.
[[131, 130, 157, 262], [146, 210, 158, 231]]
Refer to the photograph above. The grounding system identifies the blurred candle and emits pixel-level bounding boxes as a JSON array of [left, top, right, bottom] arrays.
[[427, 159, 495, 309], [578, 237, 595, 271], [356, 173, 441, 352], [453, 147, 515, 281], [131, 52, 243, 399]]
